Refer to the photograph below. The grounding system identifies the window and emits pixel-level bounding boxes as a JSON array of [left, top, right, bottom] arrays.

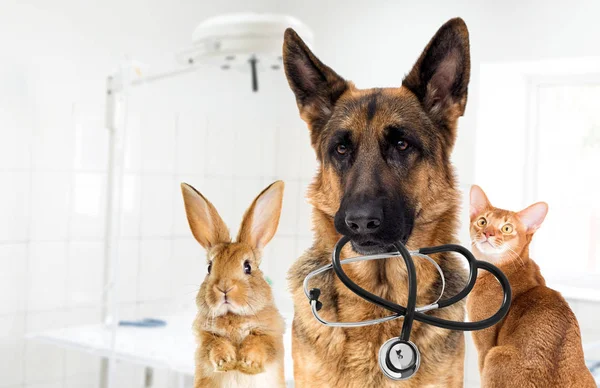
[[530, 79, 600, 277], [476, 58, 600, 293]]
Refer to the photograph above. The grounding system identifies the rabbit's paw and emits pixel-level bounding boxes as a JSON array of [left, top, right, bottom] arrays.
[[237, 344, 267, 375], [209, 342, 237, 372]]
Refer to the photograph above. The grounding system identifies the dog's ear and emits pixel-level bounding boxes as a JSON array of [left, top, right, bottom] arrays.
[[403, 18, 470, 132], [283, 28, 348, 145]]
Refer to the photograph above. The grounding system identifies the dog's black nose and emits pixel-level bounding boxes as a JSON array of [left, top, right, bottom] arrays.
[[344, 207, 382, 234]]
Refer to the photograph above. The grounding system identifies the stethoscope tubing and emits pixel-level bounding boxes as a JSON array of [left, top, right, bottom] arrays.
[[329, 236, 512, 332], [331, 237, 417, 341], [303, 251, 446, 327]]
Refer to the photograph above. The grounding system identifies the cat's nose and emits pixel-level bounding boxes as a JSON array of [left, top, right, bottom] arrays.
[[484, 230, 495, 238]]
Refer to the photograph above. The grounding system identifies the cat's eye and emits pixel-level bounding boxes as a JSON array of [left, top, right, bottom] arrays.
[[207, 262, 212, 274], [501, 224, 514, 234], [243, 260, 252, 275], [476, 217, 487, 227]]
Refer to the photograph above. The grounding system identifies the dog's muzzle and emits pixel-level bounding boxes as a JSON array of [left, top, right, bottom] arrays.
[[303, 236, 512, 380]]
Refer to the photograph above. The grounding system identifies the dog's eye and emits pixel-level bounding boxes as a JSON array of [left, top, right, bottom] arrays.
[[207, 262, 212, 274], [243, 260, 252, 275], [385, 127, 415, 154], [477, 217, 487, 227], [336, 144, 348, 155], [397, 139, 409, 151]]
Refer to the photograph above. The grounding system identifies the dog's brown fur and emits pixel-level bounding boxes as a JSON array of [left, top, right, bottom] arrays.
[[284, 18, 472, 387]]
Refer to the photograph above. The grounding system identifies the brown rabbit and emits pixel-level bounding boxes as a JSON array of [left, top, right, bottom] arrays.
[[181, 181, 286, 388], [466, 185, 595, 388]]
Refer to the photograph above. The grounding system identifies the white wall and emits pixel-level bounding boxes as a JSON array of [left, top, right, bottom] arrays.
[[1, 1, 600, 387]]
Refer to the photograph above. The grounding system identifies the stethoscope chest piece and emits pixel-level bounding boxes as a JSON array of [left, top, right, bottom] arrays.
[[379, 338, 420, 380]]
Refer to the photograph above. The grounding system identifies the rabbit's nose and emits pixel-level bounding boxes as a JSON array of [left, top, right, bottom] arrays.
[[215, 285, 235, 295]]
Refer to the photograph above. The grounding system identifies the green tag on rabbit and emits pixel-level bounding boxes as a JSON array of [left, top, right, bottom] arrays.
[[264, 275, 273, 286]]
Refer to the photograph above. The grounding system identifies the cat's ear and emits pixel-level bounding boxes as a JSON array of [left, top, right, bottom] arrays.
[[403, 18, 470, 134], [283, 28, 348, 146], [469, 185, 490, 218], [517, 202, 548, 234]]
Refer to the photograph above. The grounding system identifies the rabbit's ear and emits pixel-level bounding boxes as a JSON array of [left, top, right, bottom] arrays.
[[181, 183, 230, 249], [237, 181, 284, 250]]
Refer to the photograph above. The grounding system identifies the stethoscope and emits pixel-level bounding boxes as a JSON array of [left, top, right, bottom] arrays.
[[303, 236, 512, 380]]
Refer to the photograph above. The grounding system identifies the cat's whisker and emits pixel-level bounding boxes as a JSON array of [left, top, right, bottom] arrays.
[[502, 245, 516, 257], [498, 246, 518, 268], [504, 245, 522, 262], [504, 244, 526, 267]]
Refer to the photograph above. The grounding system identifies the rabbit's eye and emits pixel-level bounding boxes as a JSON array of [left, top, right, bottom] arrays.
[[243, 260, 251, 275], [207, 262, 212, 274]]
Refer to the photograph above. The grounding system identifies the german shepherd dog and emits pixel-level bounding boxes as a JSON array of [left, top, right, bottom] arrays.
[[283, 18, 471, 387]]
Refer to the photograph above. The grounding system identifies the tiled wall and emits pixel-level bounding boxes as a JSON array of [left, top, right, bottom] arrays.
[[1, 60, 111, 386], [4, 62, 599, 388], [3, 1, 600, 387], [5, 66, 599, 388], [119, 69, 316, 317], [0, 62, 315, 387]]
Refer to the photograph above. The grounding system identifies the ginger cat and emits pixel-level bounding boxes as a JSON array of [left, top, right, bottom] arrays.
[[466, 185, 595, 388]]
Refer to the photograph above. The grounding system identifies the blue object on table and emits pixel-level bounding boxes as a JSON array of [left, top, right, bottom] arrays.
[[118, 318, 167, 328]]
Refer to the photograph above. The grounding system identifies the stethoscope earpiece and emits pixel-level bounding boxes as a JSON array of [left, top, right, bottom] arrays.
[[379, 338, 420, 380], [303, 236, 512, 380]]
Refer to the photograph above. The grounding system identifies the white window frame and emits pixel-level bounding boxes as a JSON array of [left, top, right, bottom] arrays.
[[524, 73, 600, 204]]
